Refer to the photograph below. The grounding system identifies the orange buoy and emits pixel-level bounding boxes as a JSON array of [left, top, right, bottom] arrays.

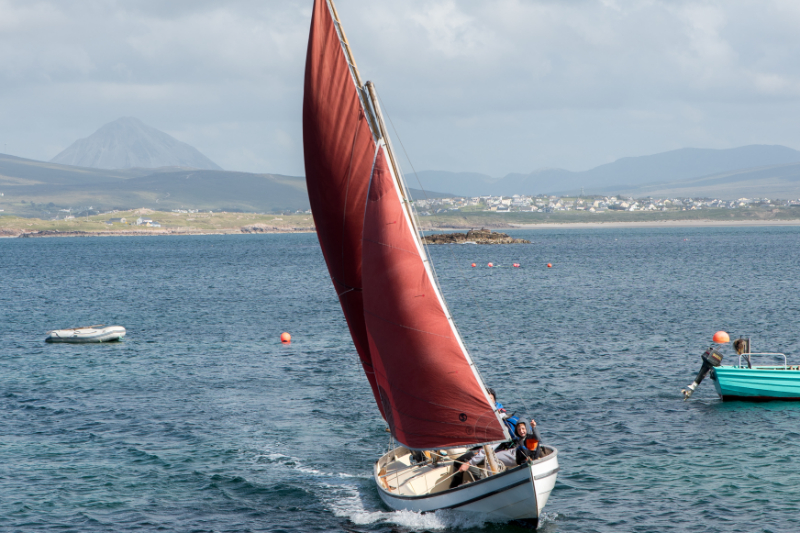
[[513, 263, 520, 268], [712, 331, 730, 343], [471, 263, 476, 267], [488, 262, 493, 267], [280, 332, 291, 344], [547, 263, 552, 268]]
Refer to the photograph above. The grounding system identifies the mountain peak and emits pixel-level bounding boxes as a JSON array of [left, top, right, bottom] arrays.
[[50, 117, 222, 171]]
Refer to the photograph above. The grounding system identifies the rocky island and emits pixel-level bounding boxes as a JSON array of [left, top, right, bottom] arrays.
[[422, 228, 530, 245]]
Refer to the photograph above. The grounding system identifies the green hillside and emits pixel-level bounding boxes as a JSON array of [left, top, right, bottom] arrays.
[[0, 153, 145, 187], [0, 154, 309, 216]]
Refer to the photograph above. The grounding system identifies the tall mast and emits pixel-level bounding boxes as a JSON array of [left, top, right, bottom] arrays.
[[327, 0, 381, 142], [365, 81, 418, 231], [327, 0, 407, 210]]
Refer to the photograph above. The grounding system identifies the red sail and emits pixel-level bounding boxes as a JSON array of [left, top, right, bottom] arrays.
[[303, 0, 383, 415], [362, 148, 507, 449]]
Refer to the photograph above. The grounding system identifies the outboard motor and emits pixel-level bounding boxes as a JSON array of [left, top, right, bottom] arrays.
[[681, 347, 723, 400]]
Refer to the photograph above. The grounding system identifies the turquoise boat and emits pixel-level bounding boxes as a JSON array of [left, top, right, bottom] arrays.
[[683, 341, 800, 401], [711, 356, 800, 401]]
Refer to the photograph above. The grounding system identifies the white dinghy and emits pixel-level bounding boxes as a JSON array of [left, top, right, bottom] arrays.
[[303, 0, 558, 525], [46, 325, 126, 343]]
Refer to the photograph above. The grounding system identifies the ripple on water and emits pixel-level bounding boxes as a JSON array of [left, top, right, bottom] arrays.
[[2, 230, 800, 532]]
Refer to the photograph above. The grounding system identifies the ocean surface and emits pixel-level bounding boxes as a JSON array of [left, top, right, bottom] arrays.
[[2, 227, 800, 533]]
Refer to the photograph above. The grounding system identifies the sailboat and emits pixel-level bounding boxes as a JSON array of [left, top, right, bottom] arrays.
[[302, 0, 559, 523]]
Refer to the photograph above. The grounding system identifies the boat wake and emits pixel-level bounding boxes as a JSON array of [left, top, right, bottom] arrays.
[[259, 451, 500, 530], [538, 511, 560, 527], [327, 485, 499, 530], [258, 452, 365, 479]]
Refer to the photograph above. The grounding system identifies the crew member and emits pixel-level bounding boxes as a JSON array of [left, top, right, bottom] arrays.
[[450, 419, 535, 488], [516, 423, 543, 464]]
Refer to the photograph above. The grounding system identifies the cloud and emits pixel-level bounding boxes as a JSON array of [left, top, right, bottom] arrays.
[[0, 0, 799, 176]]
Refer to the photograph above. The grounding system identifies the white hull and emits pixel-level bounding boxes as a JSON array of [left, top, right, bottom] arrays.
[[374, 446, 558, 523], [46, 326, 126, 343]]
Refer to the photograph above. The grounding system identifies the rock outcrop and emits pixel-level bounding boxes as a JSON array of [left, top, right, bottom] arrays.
[[422, 228, 530, 245]]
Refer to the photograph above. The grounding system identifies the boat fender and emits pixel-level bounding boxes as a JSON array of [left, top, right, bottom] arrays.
[[682, 347, 723, 400]]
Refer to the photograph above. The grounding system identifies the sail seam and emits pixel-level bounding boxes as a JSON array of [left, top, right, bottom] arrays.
[[364, 309, 456, 340], [362, 237, 419, 256]]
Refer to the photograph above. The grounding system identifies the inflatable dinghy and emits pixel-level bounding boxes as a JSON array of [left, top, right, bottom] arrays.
[[45, 325, 126, 343]]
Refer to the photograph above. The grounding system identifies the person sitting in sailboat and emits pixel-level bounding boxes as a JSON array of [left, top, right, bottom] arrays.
[[516, 422, 544, 464], [452, 419, 536, 485], [488, 388, 526, 438]]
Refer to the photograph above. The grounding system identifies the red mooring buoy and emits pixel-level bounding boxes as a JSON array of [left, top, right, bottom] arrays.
[[513, 263, 520, 268], [712, 331, 730, 344], [547, 263, 552, 268], [488, 263, 494, 267], [471, 263, 476, 267], [280, 332, 291, 344]]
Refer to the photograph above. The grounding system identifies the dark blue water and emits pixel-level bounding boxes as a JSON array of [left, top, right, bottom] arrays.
[[2, 228, 800, 533]]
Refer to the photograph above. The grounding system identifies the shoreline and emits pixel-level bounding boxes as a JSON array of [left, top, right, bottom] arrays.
[[505, 219, 800, 230], [3, 218, 800, 238], [0, 228, 315, 239]]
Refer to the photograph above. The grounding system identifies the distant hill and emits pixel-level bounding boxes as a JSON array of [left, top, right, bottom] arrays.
[[5, 142, 800, 218], [102, 170, 309, 212], [621, 162, 800, 199], [408, 170, 498, 198], [0, 153, 456, 217], [0, 154, 306, 215], [0, 153, 146, 187], [406, 187, 454, 200], [414, 145, 800, 198], [50, 117, 222, 170], [579, 145, 800, 190]]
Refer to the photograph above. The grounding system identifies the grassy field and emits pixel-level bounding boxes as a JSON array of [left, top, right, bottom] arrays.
[[3, 207, 800, 237], [0, 209, 315, 236]]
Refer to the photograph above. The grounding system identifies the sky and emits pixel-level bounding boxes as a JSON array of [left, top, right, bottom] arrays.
[[1, 0, 799, 177]]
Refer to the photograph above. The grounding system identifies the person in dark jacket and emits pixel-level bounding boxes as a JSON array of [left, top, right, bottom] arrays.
[[515, 422, 544, 464], [450, 419, 534, 488]]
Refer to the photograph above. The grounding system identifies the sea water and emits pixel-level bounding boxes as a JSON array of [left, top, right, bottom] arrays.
[[1, 227, 800, 533]]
